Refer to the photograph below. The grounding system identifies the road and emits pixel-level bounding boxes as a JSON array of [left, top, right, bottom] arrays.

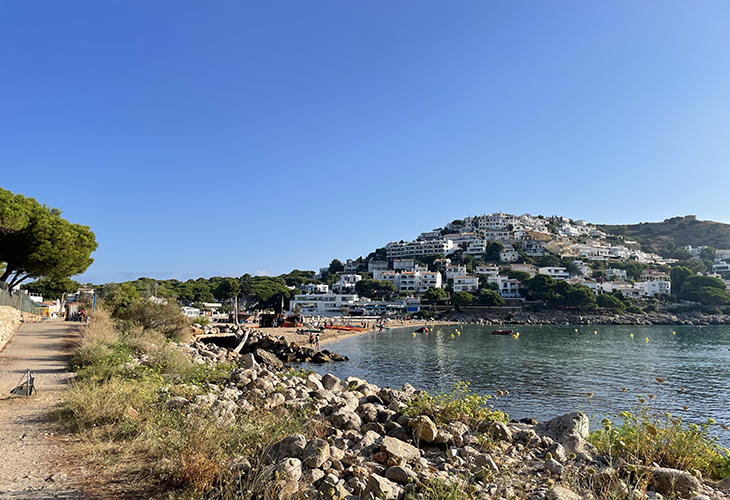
[[0, 320, 84, 499]]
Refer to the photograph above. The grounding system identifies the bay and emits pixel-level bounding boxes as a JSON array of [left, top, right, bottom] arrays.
[[299, 324, 730, 440]]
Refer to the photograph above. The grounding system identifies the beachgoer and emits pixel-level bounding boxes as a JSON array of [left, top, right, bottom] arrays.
[[315, 333, 320, 351]]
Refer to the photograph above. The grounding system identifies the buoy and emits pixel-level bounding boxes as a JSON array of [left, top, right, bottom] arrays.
[[630, 333, 634, 338], [412, 332, 416, 336], [594, 331, 597, 335], [645, 337, 649, 342], [672, 331, 676, 335], [574, 328, 578, 332], [450, 334, 454, 338]]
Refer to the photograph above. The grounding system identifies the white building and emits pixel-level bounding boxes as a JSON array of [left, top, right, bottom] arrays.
[[418, 271, 443, 292], [634, 280, 671, 297], [498, 278, 521, 299], [500, 248, 519, 262], [606, 268, 627, 281], [331, 274, 363, 294], [713, 262, 730, 273], [475, 265, 500, 278], [444, 265, 467, 280], [385, 239, 456, 259], [300, 283, 329, 294], [521, 240, 546, 256], [510, 263, 537, 277], [393, 259, 416, 271], [538, 267, 571, 281], [181, 306, 201, 317], [368, 260, 389, 279], [452, 276, 479, 293], [289, 293, 362, 316]]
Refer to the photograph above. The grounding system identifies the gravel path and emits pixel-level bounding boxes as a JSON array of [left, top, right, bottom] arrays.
[[0, 320, 85, 499]]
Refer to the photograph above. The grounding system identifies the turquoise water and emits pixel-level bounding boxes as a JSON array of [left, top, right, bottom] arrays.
[[300, 324, 730, 437]]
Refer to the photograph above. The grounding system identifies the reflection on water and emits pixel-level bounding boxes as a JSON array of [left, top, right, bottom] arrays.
[[300, 324, 730, 438]]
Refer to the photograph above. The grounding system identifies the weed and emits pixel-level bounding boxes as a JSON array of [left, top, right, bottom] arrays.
[[588, 379, 730, 479], [403, 381, 508, 427]]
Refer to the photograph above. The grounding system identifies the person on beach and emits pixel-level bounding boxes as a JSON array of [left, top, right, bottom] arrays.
[[315, 333, 320, 351]]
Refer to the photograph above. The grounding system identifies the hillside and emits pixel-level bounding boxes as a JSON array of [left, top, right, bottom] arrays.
[[597, 216, 730, 256]]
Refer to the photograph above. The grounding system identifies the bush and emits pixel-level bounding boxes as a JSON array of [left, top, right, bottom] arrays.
[[403, 381, 507, 427], [114, 299, 191, 340], [588, 382, 730, 479]]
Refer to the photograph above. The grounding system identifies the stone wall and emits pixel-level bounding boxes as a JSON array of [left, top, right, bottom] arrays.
[[0, 306, 22, 352]]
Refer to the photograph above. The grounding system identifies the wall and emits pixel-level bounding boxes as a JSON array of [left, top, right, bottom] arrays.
[[0, 306, 22, 352]]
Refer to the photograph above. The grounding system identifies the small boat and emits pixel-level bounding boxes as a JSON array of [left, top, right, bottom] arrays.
[[414, 327, 429, 333], [491, 329, 513, 335]]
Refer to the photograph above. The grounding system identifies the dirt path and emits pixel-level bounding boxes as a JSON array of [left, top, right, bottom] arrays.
[[0, 320, 84, 499]]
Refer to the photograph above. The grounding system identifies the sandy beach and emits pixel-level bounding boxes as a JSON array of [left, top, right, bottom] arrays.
[[255, 319, 459, 348]]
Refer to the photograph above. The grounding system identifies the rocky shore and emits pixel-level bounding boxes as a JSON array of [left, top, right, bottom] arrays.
[[133, 332, 730, 500], [441, 310, 730, 327]]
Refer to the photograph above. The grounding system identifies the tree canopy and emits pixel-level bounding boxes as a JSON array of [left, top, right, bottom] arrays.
[[21, 277, 81, 301], [354, 279, 397, 299], [0, 188, 97, 288]]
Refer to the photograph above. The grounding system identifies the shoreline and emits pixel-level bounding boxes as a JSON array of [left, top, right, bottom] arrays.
[[256, 319, 460, 347]]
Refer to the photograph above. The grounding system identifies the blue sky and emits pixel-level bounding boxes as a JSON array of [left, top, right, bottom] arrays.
[[2, 1, 729, 284]]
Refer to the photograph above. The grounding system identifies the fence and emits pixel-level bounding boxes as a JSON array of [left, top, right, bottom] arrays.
[[0, 285, 43, 314]]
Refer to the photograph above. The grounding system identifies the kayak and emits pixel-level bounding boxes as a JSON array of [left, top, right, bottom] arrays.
[[491, 329, 513, 335]]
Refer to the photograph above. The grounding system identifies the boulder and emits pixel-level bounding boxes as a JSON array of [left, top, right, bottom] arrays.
[[268, 434, 306, 461], [534, 412, 589, 441], [322, 373, 342, 391], [547, 486, 582, 500], [410, 415, 438, 443], [381, 436, 419, 465], [351, 430, 383, 455], [650, 467, 702, 499], [385, 465, 417, 485], [254, 348, 283, 370], [361, 473, 399, 500], [302, 438, 331, 469], [330, 409, 362, 431]]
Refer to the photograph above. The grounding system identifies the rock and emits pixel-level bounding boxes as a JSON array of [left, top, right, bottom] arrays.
[[262, 392, 286, 410], [561, 435, 597, 461], [166, 396, 189, 409], [385, 465, 416, 485], [254, 348, 283, 370], [545, 458, 564, 475], [268, 434, 306, 461], [351, 431, 383, 455], [330, 409, 362, 431], [240, 353, 260, 371], [547, 485, 582, 500], [484, 421, 512, 442], [303, 438, 331, 468], [319, 473, 349, 500], [535, 412, 589, 441], [322, 373, 342, 391], [386, 424, 412, 443], [650, 467, 702, 499], [546, 442, 567, 462], [410, 415, 438, 443], [357, 403, 380, 423], [361, 473, 399, 500], [306, 374, 324, 391], [381, 436, 419, 465]]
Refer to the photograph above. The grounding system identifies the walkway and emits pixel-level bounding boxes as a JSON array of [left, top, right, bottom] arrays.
[[0, 320, 84, 499]]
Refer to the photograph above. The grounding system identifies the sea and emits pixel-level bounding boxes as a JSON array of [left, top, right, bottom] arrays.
[[297, 324, 730, 443]]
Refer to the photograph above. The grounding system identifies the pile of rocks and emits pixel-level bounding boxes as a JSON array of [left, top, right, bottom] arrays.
[[157, 355, 723, 500], [186, 326, 350, 365]]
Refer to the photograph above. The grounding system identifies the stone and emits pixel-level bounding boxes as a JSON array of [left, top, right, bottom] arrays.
[[262, 392, 286, 410], [485, 421, 513, 442], [410, 415, 438, 443], [547, 486, 582, 500], [650, 467, 702, 499], [561, 435, 597, 461], [357, 403, 380, 423], [546, 442, 567, 462], [385, 465, 417, 485], [545, 458, 564, 475], [303, 438, 330, 469], [361, 473, 399, 500], [240, 353, 260, 371], [330, 409, 362, 431], [268, 434, 306, 461], [381, 436, 419, 465], [360, 422, 385, 436], [254, 348, 283, 370], [386, 424, 412, 443], [350, 430, 383, 455], [322, 373, 342, 391], [306, 374, 324, 391], [535, 412, 589, 441], [319, 474, 349, 500]]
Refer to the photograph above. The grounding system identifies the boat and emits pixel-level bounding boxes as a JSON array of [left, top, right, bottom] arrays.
[[414, 327, 429, 333], [491, 329, 513, 335]]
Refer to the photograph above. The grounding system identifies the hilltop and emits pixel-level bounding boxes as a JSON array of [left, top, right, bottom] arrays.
[[597, 215, 730, 257]]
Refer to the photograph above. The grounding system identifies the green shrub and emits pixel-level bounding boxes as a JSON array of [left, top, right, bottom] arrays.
[[588, 384, 730, 479], [403, 381, 507, 427]]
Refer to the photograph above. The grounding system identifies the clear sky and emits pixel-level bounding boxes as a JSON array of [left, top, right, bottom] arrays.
[[2, 1, 729, 284]]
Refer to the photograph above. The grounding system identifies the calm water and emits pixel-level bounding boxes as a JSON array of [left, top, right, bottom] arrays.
[[300, 324, 730, 439]]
